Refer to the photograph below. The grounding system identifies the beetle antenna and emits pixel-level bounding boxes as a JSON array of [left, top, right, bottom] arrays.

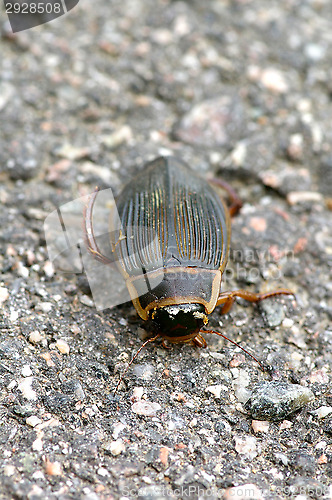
[[114, 334, 161, 394], [202, 329, 265, 370]]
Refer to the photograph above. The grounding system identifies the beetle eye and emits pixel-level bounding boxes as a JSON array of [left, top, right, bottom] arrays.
[[151, 303, 206, 338]]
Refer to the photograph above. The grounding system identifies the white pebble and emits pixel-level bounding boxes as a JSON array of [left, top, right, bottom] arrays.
[[10, 309, 19, 322], [314, 406, 332, 419], [131, 400, 161, 417], [0, 287, 9, 305], [32, 438, 43, 451], [282, 318, 294, 328], [205, 385, 222, 398], [260, 68, 288, 93], [37, 302, 53, 313], [287, 191, 323, 205], [32, 471, 45, 480], [26, 416, 42, 427], [234, 435, 257, 459], [21, 365, 33, 377], [18, 377, 37, 400], [43, 261, 55, 278], [55, 339, 70, 354], [4, 465, 16, 477], [29, 331, 42, 343], [97, 467, 109, 476], [17, 262, 29, 278], [109, 439, 125, 456], [252, 420, 270, 433]]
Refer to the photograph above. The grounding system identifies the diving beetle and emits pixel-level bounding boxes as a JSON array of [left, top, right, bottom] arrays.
[[83, 156, 293, 390]]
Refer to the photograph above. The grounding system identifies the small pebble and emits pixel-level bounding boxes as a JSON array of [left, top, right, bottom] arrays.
[[315, 440, 327, 450], [44, 459, 62, 476], [55, 143, 90, 161], [249, 216, 267, 232], [100, 125, 132, 149], [231, 141, 247, 166], [189, 418, 197, 427], [43, 261, 55, 278], [275, 452, 289, 466], [279, 420, 293, 430], [159, 446, 169, 467], [109, 439, 125, 456], [32, 471, 45, 480], [70, 323, 81, 335], [18, 377, 37, 400], [313, 406, 332, 419], [36, 302, 53, 313], [244, 381, 314, 421], [25, 415, 42, 427], [287, 191, 323, 205], [0, 82, 14, 111], [229, 354, 246, 367], [205, 385, 222, 398], [251, 420, 270, 433], [234, 436, 257, 459], [97, 467, 109, 477], [32, 438, 43, 451], [309, 369, 329, 384], [10, 309, 19, 322], [305, 43, 326, 62], [290, 452, 315, 475], [260, 67, 288, 93], [29, 331, 42, 343], [80, 161, 115, 184], [4, 465, 16, 477], [131, 387, 144, 402], [282, 318, 294, 328], [317, 453, 328, 464], [133, 363, 155, 380], [21, 365, 33, 377], [55, 339, 70, 354], [112, 422, 126, 439], [132, 400, 162, 417], [80, 295, 94, 307], [260, 300, 285, 327], [287, 133, 304, 161], [0, 287, 9, 305], [16, 262, 29, 278]]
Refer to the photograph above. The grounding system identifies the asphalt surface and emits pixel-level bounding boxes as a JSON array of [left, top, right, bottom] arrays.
[[0, 1, 332, 499]]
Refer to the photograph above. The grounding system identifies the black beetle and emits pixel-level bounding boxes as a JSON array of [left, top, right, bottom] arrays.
[[84, 157, 293, 389]]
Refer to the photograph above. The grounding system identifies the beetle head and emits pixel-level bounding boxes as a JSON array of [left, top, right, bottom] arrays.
[[150, 303, 208, 341]]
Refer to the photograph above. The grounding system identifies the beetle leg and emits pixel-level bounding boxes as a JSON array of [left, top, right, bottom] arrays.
[[114, 334, 161, 393], [216, 288, 295, 315], [208, 177, 242, 216], [83, 187, 114, 265], [192, 333, 207, 348], [162, 339, 171, 349]]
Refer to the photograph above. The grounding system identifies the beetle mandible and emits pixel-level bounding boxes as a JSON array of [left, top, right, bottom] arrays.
[[83, 156, 293, 390]]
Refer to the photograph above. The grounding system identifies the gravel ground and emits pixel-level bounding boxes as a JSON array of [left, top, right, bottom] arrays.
[[0, 1, 332, 499]]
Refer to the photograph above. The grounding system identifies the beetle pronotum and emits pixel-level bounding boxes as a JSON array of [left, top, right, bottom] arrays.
[[83, 156, 293, 391]]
